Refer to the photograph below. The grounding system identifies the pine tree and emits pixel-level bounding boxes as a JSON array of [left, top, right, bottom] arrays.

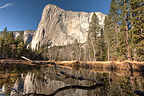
[[118, 0, 132, 60], [98, 29, 107, 61], [107, 0, 143, 61], [105, 0, 120, 60], [17, 42, 25, 58], [108, 0, 119, 60], [5, 32, 15, 57], [88, 13, 100, 41], [130, 0, 144, 61], [0, 27, 8, 58], [104, 16, 113, 61], [88, 13, 100, 61], [1, 27, 7, 38], [7, 32, 15, 45]]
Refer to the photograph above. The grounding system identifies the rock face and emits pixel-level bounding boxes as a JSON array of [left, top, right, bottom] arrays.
[[24, 30, 35, 45], [31, 4, 106, 49]]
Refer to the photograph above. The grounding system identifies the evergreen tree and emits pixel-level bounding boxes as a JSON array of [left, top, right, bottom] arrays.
[[118, 0, 132, 60], [104, 16, 110, 61], [130, 0, 144, 61], [104, 16, 118, 61], [108, 0, 120, 60], [106, 0, 143, 61], [88, 13, 100, 61], [98, 29, 107, 61], [6, 32, 15, 57], [0, 28, 43, 59], [0, 27, 8, 58], [7, 32, 15, 45], [1, 27, 7, 38], [17, 42, 25, 57], [88, 13, 100, 40], [104, 0, 120, 61]]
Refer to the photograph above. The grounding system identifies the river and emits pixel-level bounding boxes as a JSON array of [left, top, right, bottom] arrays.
[[0, 63, 143, 96]]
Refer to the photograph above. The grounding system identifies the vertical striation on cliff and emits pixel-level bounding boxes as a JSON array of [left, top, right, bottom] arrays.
[[31, 4, 106, 49]]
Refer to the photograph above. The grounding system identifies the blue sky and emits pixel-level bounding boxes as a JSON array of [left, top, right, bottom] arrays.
[[0, 0, 111, 31]]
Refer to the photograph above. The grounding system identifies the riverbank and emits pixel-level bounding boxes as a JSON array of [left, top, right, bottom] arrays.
[[0, 59, 144, 71], [0, 59, 34, 65], [57, 60, 144, 70]]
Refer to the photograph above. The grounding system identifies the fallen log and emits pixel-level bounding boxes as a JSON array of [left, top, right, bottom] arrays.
[[21, 56, 33, 62]]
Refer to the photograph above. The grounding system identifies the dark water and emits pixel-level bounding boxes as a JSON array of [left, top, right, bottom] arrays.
[[0, 64, 144, 96]]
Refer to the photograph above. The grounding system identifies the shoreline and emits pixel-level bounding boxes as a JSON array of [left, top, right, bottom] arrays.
[[0, 59, 144, 71], [0, 59, 144, 78]]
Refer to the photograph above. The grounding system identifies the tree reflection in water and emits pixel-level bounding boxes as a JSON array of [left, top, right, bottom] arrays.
[[0, 64, 144, 96]]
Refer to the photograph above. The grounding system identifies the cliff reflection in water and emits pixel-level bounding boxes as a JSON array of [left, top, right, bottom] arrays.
[[1, 64, 144, 96]]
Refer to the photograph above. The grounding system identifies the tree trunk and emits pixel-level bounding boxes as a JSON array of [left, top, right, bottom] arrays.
[[125, 9, 131, 60], [91, 41, 96, 61], [115, 24, 118, 60], [133, 48, 137, 60], [107, 45, 110, 61], [88, 45, 91, 61], [130, 10, 134, 60]]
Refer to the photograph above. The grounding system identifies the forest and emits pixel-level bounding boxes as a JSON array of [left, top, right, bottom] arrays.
[[0, 27, 43, 60]]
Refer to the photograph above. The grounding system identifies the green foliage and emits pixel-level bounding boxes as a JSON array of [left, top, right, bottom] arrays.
[[88, 13, 100, 41], [130, 0, 144, 61], [109, 0, 120, 23], [104, 16, 117, 60], [104, 0, 143, 61], [87, 13, 107, 61], [1, 27, 7, 38], [0, 28, 43, 60], [105, 0, 121, 60]]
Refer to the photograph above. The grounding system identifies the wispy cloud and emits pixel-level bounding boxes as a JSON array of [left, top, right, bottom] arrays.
[[0, 3, 13, 10]]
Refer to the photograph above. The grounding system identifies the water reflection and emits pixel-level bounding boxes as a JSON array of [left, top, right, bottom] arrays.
[[0, 64, 144, 96]]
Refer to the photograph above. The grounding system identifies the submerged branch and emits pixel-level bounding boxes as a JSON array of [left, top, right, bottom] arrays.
[[23, 83, 104, 96], [58, 68, 101, 83]]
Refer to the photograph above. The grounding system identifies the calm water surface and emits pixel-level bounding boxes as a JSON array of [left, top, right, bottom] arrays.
[[0, 63, 144, 96]]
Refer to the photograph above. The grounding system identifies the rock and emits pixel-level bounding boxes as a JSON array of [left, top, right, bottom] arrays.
[[31, 4, 106, 49], [24, 30, 35, 45]]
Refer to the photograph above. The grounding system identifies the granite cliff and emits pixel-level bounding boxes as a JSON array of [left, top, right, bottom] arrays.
[[24, 30, 35, 45], [31, 4, 106, 49]]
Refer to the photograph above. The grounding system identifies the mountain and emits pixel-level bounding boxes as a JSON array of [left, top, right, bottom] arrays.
[[31, 4, 106, 49]]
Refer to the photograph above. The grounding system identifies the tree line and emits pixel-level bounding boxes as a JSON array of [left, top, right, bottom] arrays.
[[37, 0, 143, 61], [86, 0, 143, 61], [104, 0, 143, 61], [0, 27, 43, 60]]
